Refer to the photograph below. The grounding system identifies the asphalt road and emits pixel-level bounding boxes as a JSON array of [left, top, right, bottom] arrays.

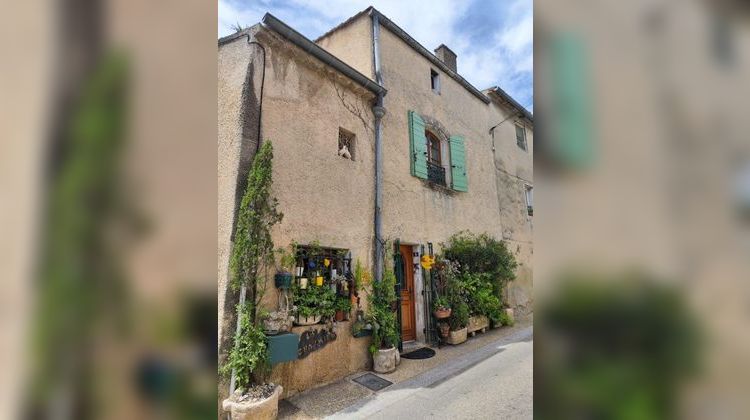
[[329, 326, 533, 419]]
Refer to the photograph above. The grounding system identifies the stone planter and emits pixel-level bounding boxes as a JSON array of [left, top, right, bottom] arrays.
[[433, 308, 452, 319], [294, 314, 322, 326], [444, 327, 467, 345], [467, 315, 489, 336], [222, 384, 283, 420], [372, 346, 398, 373], [263, 310, 293, 334]]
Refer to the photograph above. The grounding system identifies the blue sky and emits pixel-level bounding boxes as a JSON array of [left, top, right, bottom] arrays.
[[219, 0, 533, 111]]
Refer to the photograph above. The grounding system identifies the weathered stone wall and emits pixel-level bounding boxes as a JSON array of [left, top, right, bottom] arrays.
[[269, 321, 371, 398], [316, 14, 374, 80], [218, 25, 377, 400], [376, 24, 534, 314]]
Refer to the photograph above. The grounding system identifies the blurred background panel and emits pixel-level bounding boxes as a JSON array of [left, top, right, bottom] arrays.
[[2, 0, 218, 418], [535, 0, 750, 418]]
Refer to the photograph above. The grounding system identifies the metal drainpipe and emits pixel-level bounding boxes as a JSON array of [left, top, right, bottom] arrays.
[[372, 12, 385, 283]]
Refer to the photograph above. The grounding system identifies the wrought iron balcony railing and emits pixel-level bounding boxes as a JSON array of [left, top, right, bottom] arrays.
[[427, 160, 446, 186]]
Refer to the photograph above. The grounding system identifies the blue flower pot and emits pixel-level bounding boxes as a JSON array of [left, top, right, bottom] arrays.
[[274, 272, 293, 289]]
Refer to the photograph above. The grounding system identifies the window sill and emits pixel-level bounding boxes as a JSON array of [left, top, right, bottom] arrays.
[[420, 178, 456, 195]]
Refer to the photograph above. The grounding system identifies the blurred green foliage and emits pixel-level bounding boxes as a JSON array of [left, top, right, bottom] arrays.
[[31, 51, 130, 417], [536, 273, 702, 420]]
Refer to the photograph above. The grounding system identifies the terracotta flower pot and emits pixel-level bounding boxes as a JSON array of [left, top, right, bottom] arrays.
[[222, 384, 283, 420], [334, 310, 346, 322], [433, 308, 452, 319]]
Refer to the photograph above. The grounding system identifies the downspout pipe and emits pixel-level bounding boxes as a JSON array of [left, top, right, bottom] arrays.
[[372, 12, 385, 283]]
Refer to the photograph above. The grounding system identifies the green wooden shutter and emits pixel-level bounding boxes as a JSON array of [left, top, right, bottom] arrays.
[[408, 111, 428, 179], [449, 135, 468, 191]]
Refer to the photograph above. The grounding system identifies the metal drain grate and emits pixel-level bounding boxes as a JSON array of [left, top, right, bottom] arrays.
[[352, 373, 393, 391]]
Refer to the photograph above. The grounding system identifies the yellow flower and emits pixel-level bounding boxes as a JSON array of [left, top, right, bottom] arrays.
[[420, 255, 435, 270]]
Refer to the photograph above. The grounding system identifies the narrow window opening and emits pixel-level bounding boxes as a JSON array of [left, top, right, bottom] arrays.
[[425, 131, 445, 186], [338, 128, 355, 160], [430, 69, 440, 94], [525, 185, 533, 216], [515, 124, 527, 151]]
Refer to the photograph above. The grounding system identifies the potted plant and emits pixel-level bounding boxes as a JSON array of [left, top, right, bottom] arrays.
[[221, 305, 282, 420], [292, 281, 335, 325], [334, 295, 352, 322], [432, 296, 452, 319], [274, 243, 297, 289], [445, 301, 469, 345], [437, 321, 450, 338], [222, 142, 283, 419], [351, 310, 373, 337], [368, 268, 400, 373]]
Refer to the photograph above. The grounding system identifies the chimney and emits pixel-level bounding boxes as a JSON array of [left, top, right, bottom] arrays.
[[434, 44, 457, 73]]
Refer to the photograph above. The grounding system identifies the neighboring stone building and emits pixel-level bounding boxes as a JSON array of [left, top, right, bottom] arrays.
[[218, 7, 533, 399]]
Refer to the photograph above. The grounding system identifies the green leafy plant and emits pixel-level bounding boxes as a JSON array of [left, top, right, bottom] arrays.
[[353, 259, 369, 291], [432, 296, 451, 311], [276, 241, 297, 274], [220, 303, 270, 390], [292, 282, 336, 319], [497, 310, 514, 327], [536, 273, 702, 420], [335, 296, 352, 313], [367, 267, 399, 354], [448, 299, 469, 331], [229, 141, 283, 323], [221, 141, 281, 392], [442, 231, 517, 296]]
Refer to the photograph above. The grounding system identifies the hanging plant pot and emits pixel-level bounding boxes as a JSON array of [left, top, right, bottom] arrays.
[[315, 276, 324, 286], [274, 272, 293, 289], [299, 278, 308, 289], [433, 308, 452, 319]]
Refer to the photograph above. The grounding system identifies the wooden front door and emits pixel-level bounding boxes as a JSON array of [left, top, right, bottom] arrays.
[[399, 245, 417, 342]]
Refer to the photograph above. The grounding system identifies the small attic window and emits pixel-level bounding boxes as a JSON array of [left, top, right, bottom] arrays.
[[430, 69, 440, 94], [338, 128, 355, 160]]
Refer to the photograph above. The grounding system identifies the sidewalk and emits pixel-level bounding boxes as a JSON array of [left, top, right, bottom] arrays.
[[278, 316, 533, 419]]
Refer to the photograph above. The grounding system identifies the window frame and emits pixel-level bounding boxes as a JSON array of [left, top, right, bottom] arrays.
[[338, 127, 356, 161], [430, 69, 440, 94], [425, 131, 442, 165], [524, 184, 533, 216], [515, 124, 528, 151]]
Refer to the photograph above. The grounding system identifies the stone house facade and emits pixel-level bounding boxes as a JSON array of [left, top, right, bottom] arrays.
[[218, 7, 532, 399]]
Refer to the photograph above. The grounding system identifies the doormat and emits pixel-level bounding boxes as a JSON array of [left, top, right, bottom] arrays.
[[400, 347, 436, 360], [352, 373, 393, 391]]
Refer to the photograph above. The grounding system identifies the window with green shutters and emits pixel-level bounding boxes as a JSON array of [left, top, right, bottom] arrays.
[[449, 135, 468, 191], [407, 110, 468, 192], [408, 111, 428, 179]]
